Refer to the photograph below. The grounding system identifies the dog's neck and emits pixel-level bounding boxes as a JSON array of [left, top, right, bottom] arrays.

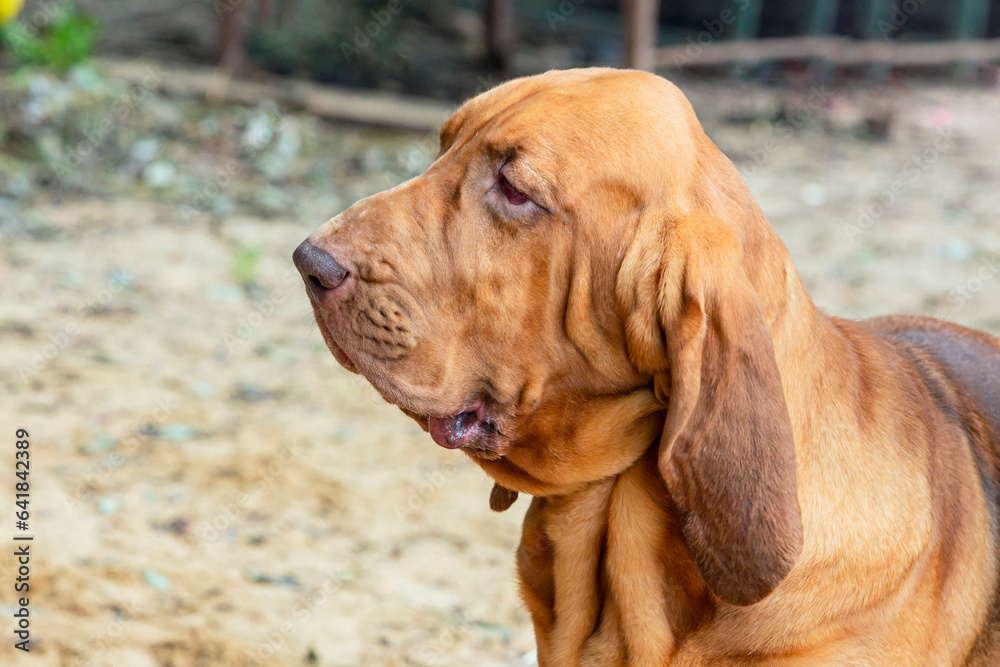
[[518, 451, 707, 664], [474, 387, 666, 497]]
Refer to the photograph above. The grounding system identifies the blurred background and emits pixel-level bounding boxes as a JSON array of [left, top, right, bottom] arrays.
[[1, 1, 998, 665]]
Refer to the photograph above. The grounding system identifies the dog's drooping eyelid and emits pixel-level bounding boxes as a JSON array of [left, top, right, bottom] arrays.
[[498, 172, 529, 205], [498, 161, 554, 215]]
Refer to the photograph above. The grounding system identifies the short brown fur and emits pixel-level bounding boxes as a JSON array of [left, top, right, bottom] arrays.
[[299, 69, 1000, 665]]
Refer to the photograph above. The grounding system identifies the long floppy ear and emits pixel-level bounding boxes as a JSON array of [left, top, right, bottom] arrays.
[[621, 215, 803, 606]]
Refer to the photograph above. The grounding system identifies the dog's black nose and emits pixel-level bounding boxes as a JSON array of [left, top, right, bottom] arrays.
[[293, 240, 348, 297]]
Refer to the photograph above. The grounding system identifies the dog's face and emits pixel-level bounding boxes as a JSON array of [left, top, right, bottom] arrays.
[[297, 68, 803, 603], [295, 70, 690, 481]]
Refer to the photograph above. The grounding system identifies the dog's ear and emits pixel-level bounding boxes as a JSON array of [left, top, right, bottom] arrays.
[[489, 483, 519, 512], [619, 207, 803, 606]]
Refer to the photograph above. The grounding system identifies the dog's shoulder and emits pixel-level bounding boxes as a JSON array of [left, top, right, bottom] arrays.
[[863, 315, 1000, 439]]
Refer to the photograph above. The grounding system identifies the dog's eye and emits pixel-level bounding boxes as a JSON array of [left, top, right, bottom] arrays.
[[497, 173, 529, 206]]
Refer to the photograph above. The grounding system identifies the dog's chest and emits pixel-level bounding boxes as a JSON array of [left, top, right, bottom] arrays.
[[517, 460, 708, 665]]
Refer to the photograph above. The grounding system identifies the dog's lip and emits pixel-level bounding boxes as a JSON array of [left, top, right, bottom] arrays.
[[323, 334, 359, 373], [310, 308, 508, 452], [426, 399, 504, 451]]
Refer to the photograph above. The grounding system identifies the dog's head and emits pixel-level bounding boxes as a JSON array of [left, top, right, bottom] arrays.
[[296, 68, 802, 605]]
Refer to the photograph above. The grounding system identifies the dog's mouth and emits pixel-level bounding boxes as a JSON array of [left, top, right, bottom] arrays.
[[427, 399, 503, 451], [312, 314, 509, 457]]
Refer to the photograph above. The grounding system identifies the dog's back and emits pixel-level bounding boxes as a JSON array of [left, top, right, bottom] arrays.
[[866, 315, 1000, 664]]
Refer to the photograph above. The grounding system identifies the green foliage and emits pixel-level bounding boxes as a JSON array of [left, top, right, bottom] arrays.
[[0, 2, 95, 72], [230, 244, 263, 287]]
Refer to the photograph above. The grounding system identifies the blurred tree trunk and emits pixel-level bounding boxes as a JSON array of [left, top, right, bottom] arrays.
[[623, 0, 658, 71], [485, 0, 512, 71], [218, 0, 246, 71]]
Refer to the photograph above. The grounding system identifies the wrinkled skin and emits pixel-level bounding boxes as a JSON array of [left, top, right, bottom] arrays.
[[296, 69, 1000, 665], [300, 69, 676, 494]]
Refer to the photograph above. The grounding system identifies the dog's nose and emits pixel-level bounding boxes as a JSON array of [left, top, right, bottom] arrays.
[[293, 240, 348, 297]]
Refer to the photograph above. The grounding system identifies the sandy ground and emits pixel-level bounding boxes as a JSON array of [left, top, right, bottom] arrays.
[[1, 74, 999, 666]]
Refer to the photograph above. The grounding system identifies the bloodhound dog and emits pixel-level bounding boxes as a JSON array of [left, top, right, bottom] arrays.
[[293, 69, 1000, 665]]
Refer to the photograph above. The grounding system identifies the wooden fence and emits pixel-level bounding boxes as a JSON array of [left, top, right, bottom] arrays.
[[490, 0, 1000, 77]]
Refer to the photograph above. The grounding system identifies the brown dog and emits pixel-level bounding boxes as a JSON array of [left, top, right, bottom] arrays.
[[293, 69, 1000, 665]]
